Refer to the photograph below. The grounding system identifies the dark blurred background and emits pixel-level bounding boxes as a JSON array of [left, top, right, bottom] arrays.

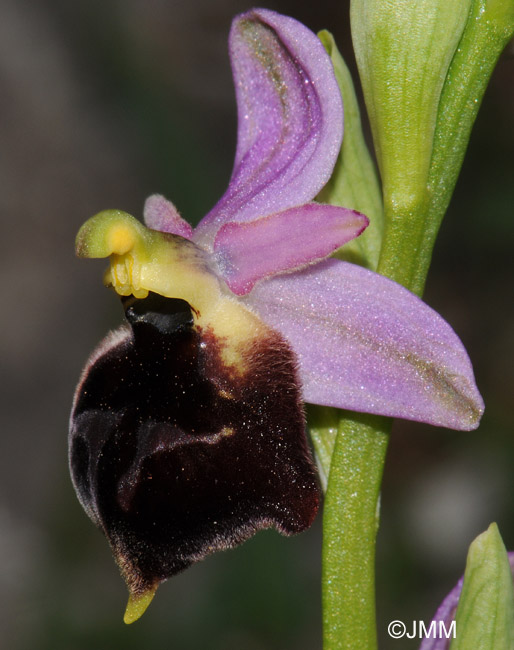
[[1, 1, 512, 648]]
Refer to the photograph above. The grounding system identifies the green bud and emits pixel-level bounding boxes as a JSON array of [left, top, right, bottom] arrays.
[[351, 0, 514, 294], [351, 0, 471, 211], [451, 523, 514, 650]]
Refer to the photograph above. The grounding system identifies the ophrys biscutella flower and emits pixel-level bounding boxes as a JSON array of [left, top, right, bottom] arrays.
[[69, 8, 484, 623]]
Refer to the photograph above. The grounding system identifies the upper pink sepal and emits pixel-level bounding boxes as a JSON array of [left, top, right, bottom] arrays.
[[194, 9, 343, 249], [143, 194, 193, 239], [213, 204, 369, 295]]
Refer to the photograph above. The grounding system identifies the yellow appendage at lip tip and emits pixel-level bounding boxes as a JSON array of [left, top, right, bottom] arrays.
[[123, 585, 158, 624]]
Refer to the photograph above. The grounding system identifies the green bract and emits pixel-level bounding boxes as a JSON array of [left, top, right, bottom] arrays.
[[316, 30, 383, 271], [426, 0, 514, 275]]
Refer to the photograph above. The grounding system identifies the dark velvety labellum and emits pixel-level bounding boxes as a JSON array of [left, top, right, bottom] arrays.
[[70, 293, 320, 595]]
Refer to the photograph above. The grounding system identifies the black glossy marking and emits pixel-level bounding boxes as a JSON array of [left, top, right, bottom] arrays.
[[69, 292, 319, 594], [122, 294, 193, 338]]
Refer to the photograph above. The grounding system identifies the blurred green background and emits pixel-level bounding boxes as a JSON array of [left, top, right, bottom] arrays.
[[0, 0, 512, 648]]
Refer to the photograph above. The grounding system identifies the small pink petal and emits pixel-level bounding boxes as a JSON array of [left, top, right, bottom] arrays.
[[244, 259, 484, 430], [194, 9, 343, 249], [214, 204, 368, 295], [143, 194, 193, 239]]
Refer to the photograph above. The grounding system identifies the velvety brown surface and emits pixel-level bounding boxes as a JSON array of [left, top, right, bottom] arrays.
[[70, 293, 319, 595]]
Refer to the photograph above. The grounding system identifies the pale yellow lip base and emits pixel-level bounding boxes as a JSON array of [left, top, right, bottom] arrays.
[[75, 209, 270, 374], [123, 585, 158, 624], [76, 209, 222, 314]]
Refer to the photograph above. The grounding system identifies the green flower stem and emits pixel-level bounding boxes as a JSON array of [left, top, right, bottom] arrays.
[[312, 36, 393, 646], [317, 3, 514, 646], [318, 202, 426, 648], [319, 412, 391, 650]]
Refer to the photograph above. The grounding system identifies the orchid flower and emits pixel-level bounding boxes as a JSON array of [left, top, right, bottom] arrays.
[[69, 8, 483, 623]]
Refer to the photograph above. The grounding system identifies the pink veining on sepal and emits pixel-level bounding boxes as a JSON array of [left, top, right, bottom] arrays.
[[144, 194, 193, 239], [244, 259, 484, 431], [194, 8, 343, 249], [214, 204, 368, 295]]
